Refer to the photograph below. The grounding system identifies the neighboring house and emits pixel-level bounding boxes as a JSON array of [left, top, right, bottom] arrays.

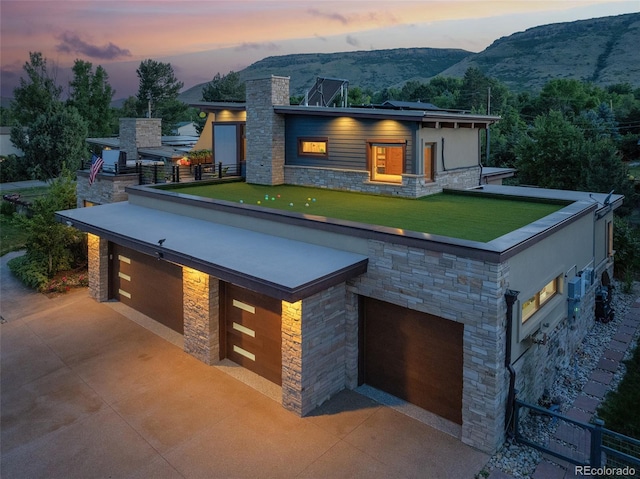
[[0, 126, 23, 156], [173, 121, 198, 136], [59, 76, 622, 454], [78, 120, 198, 206]]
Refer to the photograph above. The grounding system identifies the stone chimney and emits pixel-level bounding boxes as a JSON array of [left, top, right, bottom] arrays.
[[119, 118, 162, 161], [245, 76, 290, 185]]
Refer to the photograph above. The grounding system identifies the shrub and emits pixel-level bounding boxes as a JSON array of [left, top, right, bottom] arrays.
[[8, 254, 50, 290], [1, 200, 16, 216], [0, 154, 31, 183], [613, 216, 640, 280], [9, 170, 87, 291]]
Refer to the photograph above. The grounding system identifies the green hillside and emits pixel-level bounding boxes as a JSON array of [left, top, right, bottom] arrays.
[[179, 12, 640, 103]]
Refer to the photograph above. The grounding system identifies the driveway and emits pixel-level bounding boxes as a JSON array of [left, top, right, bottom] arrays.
[[1, 251, 488, 478]]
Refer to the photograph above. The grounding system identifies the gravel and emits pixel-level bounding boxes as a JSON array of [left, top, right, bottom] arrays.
[[482, 280, 639, 479]]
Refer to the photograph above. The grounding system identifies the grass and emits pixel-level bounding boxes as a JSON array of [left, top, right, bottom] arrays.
[[1, 185, 50, 201], [0, 214, 29, 256], [597, 344, 640, 440], [167, 183, 564, 243]]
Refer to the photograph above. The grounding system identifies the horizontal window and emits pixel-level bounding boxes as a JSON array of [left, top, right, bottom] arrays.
[[298, 137, 328, 157], [522, 276, 559, 323]]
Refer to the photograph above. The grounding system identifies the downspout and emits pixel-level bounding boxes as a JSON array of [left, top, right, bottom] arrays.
[[478, 128, 484, 186], [441, 137, 446, 171], [504, 289, 519, 436]]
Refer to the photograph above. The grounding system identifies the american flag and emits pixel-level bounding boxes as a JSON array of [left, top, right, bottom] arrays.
[[88, 154, 104, 186]]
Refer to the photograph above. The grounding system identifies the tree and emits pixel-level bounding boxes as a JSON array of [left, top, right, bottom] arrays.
[[135, 59, 187, 134], [347, 86, 372, 106], [67, 60, 116, 137], [487, 105, 527, 168], [515, 110, 587, 190], [532, 79, 603, 119], [201, 71, 245, 101], [10, 52, 62, 126], [460, 67, 490, 112], [8, 171, 86, 289], [12, 105, 88, 179]]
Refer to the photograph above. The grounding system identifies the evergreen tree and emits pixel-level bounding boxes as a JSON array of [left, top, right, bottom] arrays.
[[135, 59, 187, 134], [67, 60, 116, 137], [10, 52, 62, 126], [12, 104, 88, 179], [201, 71, 245, 101]]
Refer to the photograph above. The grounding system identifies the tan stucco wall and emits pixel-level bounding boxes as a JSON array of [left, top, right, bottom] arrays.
[[418, 126, 480, 172]]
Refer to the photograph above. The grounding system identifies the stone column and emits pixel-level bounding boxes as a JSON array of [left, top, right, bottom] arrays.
[[281, 283, 348, 416], [87, 233, 109, 302], [182, 267, 220, 365], [119, 118, 162, 162], [245, 76, 289, 185], [460, 261, 509, 453]]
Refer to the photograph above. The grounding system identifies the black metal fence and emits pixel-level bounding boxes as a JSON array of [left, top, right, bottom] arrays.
[[514, 398, 640, 471], [82, 160, 244, 185]]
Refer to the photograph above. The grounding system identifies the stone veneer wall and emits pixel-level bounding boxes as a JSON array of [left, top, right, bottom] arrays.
[[183, 268, 220, 365], [119, 118, 162, 161], [281, 283, 348, 415], [347, 239, 508, 453], [284, 165, 481, 198], [245, 76, 289, 185], [87, 233, 109, 302], [76, 171, 140, 207]]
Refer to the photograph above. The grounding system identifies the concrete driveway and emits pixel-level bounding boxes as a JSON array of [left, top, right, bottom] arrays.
[[1, 251, 488, 478]]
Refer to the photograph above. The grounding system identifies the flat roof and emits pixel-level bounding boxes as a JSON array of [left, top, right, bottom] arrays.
[[56, 202, 368, 301], [273, 105, 500, 125]]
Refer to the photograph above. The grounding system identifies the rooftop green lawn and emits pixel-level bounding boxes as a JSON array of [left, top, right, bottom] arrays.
[[167, 183, 565, 242]]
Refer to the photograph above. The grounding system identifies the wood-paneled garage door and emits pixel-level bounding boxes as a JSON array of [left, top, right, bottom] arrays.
[[362, 297, 463, 424], [223, 284, 282, 385], [110, 244, 184, 334]]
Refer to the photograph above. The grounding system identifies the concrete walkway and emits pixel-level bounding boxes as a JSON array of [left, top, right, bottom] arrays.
[[486, 293, 640, 479], [0, 252, 488, 479], [530, 298, 640, 479], [0, 179, 49, 192]]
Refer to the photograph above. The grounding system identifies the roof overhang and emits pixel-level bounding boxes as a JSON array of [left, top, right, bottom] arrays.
[[190, 101, 247, 113], [56, 202, 368, 302], [273, 105, 500, 126]]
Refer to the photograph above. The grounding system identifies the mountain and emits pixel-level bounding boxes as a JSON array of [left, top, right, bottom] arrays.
[[179, 12, 640, 103], [439, 12, 640, 92], [179, 48, 472, 103]]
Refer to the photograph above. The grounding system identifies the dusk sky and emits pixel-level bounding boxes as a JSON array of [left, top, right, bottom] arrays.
[[1, 1, 638, 100]]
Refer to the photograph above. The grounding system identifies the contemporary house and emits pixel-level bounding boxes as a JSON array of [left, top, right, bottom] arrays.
[[59, 76, 622, 454]]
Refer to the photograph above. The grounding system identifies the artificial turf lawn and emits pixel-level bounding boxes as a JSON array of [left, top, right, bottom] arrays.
[[168, 183, 564, 242]]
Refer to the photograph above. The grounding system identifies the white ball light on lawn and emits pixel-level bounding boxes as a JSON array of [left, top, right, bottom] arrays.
[[289, 202, 293, 206], [305, 203, 309, 207], [239, 200, 243, 203]]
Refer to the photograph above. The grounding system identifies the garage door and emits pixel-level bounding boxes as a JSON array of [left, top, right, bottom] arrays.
[[110, 244, 184, 334], [223, 284, 282, 385], [362, 298, 463, 424]]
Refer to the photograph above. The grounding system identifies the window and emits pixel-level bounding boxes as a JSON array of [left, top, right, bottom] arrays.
[[298, 137, 328, 157], [522, 277, 559, 323], [369, 141, 406, 183]]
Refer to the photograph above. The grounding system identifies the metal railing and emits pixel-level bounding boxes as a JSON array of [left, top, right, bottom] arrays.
[[513, 398, 640, 470], [82, 160, 244, 185]]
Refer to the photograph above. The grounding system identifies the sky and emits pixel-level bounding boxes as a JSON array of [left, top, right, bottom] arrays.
[[1, 0, 638, 100]]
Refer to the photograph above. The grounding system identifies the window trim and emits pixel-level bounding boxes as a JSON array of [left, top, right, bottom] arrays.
[[298, 137, 329, 158]]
